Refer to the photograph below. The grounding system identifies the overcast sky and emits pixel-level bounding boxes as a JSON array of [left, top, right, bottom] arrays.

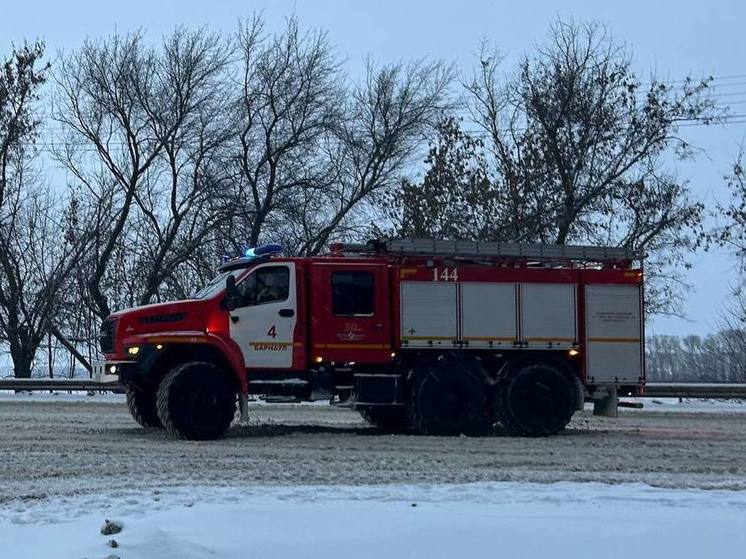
[[2, 0, 744, 337]]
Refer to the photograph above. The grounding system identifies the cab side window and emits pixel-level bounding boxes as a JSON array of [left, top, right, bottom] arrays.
[[237, 266, 289, 307], [332, 271, 374, 316]]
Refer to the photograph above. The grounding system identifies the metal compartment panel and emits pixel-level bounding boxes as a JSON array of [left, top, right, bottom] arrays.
[[585, 284, 642, 384], [520, 283, 577, 348], [460, 282, 517, 347], [400, 282, 457, 347]]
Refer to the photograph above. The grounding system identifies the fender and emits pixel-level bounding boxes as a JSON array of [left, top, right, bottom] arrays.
[[123, 330, 248, 394]]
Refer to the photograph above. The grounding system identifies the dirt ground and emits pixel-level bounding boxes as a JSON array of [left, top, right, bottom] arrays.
[[1, 396, 746, 504]]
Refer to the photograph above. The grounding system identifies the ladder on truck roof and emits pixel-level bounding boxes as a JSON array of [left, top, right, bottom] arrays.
[[332, 238, 641, 266]]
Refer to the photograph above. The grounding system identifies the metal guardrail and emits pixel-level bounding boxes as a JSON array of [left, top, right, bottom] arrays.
[[643, 383, 746, 399], [0, 378, 121, 392], [0, 379, 744, 399]]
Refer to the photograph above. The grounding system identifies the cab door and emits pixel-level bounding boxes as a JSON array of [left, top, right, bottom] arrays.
[[310, 263, 391, 363], [229, 262, 297, 369]]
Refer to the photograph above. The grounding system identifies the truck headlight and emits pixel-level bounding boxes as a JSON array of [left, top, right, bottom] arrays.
[[127, 346, 141, 356]]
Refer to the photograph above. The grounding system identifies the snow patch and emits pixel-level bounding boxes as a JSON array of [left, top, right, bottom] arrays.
[[0, 391, 125, 403], [1, 482, 745, 558], [620, 397, 746, 413]]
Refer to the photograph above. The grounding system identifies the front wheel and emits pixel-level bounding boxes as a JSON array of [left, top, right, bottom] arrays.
[[156, 361, 237, 440], [126, 386, 162, 428]]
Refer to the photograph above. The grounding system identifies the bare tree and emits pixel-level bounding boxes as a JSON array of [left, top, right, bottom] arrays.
[[447, 20, 715, 314], [54, 28, 233, 324], [222, 16, 453, 257], [378, 117, 493, 239], [1, 42, 48, 224], [714, 289, 746, 383], [121, 28, 234, 304], [0, 187, 92, 378], [718, 150, 746, 264], [0, 42, 95, 377], [222, 16, 341, 255], [294, 58, 454, 255], [54, 32, 164, 319]]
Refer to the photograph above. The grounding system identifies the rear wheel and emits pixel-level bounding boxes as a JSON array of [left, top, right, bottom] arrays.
[[496, 361, 576, 436], [156, 361, 237, 440], [358, 406, 410, 433], [125, 386, 162, 428], [409, 360, 493, 436]]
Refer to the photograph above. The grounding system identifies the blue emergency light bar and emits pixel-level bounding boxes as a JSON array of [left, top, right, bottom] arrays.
[[245, 243, 284, 258], [219, 243, 284, 271]]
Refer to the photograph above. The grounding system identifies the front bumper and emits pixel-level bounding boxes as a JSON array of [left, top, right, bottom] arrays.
[[92, 360, 137, 384], [97, 343, 164, 389]]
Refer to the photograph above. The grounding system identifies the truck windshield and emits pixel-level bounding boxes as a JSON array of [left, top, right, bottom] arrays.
[[193, 271, 235, 299]]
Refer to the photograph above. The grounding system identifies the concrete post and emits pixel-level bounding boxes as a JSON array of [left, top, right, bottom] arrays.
[[593, 387, 618, 417]]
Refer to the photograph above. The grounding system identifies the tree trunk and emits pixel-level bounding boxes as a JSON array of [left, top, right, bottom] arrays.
[[10, 344, 35, 379]]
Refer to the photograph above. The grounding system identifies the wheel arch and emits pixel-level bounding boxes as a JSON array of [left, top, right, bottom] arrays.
[[150, 343, 243, 393]]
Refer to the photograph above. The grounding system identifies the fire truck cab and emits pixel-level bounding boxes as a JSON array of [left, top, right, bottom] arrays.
[[98, 239, 644, 440]]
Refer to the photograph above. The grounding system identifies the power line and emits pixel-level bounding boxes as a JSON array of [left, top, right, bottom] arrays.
[[25, 114, 746, 153], [458, 114, 746, 139], [706, 73, 746, 81], [702, 81, 746, 89], [709, 90, 746, 99], [640, 73, 746, 86], [19, 71, 746, 152], [34, 98, 746, 135], [678, 119, 746, 128]]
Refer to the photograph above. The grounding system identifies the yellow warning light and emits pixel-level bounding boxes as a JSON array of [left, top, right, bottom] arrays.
[[314, 356, 324, 364], [126, 346, 140, 356], [568, 349, 580, 357]]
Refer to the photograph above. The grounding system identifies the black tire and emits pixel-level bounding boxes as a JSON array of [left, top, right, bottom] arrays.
[[156, 361, 237, 440], [496, 361, 576, 437], [359, 406, 410, 433], [126, 386, 162, 428], [409, 360, 493, 436]]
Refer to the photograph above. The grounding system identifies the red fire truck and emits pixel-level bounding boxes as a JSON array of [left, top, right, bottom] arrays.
[[97, 238, 644, 440]]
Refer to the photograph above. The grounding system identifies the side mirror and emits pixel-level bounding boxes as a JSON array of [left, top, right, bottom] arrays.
[[223, 275, 239, 311]]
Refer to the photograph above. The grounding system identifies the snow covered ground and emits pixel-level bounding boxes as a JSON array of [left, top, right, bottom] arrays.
[[621, 397, 746, 413], [0, 390, 126, 403], [2, 395, 746, 557], [1, 482, 745, 558]]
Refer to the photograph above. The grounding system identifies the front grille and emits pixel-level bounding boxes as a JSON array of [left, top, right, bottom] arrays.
[[99, 318, 117, 353]]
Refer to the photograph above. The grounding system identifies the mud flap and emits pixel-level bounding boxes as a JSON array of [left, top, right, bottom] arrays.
[[575, 377, 586, 412], [354, 374, 403, 406], [239, 393, 249, 425]]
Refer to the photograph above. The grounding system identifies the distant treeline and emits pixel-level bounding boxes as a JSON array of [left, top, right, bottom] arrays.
[[646, 332, 746, 383]]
